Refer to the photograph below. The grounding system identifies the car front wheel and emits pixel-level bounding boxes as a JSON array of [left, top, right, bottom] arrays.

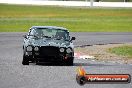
[[22, 55, 29, 65], [66, 57, 74, 66]]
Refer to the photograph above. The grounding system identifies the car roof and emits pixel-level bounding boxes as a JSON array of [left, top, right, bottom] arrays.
[[30, 26, 68, 31]]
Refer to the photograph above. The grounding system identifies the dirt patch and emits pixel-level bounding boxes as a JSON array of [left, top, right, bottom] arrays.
[[75, 43, 132, 64]]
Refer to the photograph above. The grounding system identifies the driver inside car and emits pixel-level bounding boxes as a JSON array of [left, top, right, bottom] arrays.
[[55, 32, 66, 40]]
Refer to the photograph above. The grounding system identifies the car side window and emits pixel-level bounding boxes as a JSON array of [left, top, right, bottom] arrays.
[[30, 29, 44, 37]]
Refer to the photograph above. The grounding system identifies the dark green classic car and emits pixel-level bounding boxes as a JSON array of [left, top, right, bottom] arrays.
[[22, 26, 75, 65]]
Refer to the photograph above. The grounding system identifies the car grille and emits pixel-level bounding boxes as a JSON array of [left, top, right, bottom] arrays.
[[39, 46, 59, 56]]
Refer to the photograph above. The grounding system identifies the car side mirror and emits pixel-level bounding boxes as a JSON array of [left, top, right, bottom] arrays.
[[70, 37, 76, 42]]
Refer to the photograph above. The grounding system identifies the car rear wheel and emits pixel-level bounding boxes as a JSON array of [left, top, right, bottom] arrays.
[[22, 55, 29, 65]]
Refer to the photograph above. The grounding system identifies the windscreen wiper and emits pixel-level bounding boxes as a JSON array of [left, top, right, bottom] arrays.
[[28, 35, 39, 38], [42, 35, 51, 38]]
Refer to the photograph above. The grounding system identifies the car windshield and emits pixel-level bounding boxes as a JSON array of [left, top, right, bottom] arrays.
[[29, 28, 70, 40]]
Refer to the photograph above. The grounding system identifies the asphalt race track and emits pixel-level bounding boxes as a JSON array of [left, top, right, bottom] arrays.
[[0, 32, 132, 88], [70, 32, 132, 47]]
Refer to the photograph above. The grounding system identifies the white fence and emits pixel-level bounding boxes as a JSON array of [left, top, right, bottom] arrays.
[[0, 0, 132, 7]]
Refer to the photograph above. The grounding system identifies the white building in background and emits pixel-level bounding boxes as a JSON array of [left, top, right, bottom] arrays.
[[0, 0, 132, 7]]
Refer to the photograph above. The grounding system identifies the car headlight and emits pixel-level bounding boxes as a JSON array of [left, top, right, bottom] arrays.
[[60, 48, 65, 52], [34, 46, 39, 51], [26, 46, 32, 51], [66, 48, 72, 53]]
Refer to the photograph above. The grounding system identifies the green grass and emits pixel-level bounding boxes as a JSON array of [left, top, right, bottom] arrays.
[[0, 4, 132, 32], [108, 45, 132, 58]]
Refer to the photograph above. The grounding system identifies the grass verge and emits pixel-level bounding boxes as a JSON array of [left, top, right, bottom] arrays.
[[108, 45, 132, 58], [0, 4, 132, 32]]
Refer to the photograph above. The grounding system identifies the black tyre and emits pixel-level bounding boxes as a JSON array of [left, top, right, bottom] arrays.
[[22, 55, 29, 65], [35, 59, 39, 65], [67, 57, 74, 66]]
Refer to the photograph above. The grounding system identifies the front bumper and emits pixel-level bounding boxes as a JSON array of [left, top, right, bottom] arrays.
[[34, 53, 73, 62], [24, 46, 74, 62], [25, 51, 73, 62]]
